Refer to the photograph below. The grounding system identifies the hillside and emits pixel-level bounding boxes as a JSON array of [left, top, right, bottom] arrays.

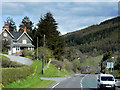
[[64, 16, 120, 54]]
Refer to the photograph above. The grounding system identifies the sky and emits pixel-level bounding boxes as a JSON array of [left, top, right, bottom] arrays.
[[1, 0, 119, 35]]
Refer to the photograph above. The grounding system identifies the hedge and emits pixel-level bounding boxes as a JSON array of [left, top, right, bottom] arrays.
[[0, 55, 34, 86], [1, 58, 26, 68], [2, 65, 34, 86]]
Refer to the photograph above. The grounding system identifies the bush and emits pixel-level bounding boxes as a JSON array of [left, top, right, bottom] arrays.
[[34, 47, 53, 61], [72, 60, 81, 73], [1, 58, 25, 68], [1, 55, 34, 86], [51, 60, 64, 70], [22, 49, 34, 57], [114, 70, 120, 79], [63, 59, 73, 72], [115, 56, 120, 70], [2, 65, 34, 86]]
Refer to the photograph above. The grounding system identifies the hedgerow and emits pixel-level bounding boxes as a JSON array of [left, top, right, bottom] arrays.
[[2, 65, 34, 86], [1, 58, 26, 68], [1, 55, 34, 86]]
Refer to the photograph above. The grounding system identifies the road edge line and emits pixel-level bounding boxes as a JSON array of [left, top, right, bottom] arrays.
[[80, 74, 88, 88], [50, 82, 60, 90]]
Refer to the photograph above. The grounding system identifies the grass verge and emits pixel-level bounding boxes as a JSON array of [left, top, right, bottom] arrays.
[[5, 60, 72, 88], [0, 55, 10, 60], [42, 64, 73, 77]]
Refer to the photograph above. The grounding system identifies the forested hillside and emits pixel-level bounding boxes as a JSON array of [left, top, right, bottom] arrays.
[[64, 16, 120, 54]]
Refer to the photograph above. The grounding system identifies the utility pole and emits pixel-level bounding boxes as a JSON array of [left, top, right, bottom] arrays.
[[42, 34, 45, 75], [112, 57, 115, 77], [100, 60, 103, 73], [37, 37, 38, 60], [10, 39, 13, 55]]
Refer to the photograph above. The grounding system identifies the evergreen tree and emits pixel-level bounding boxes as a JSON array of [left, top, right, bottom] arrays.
[[19, 16, 33, 32], [115, 56, 120, 70], [35, 12, 65, 60], [4, 17, 17, 31]]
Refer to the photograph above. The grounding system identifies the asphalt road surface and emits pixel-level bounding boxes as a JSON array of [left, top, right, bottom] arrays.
[[2, 54, 33, 65], [49, 74, 85, 89], [48, 74, 120, 90]]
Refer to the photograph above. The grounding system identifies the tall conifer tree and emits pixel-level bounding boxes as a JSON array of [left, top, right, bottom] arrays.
[[4, 17, 17, 31], [19, 16, 33, 32], [34, 12, 65, 60]]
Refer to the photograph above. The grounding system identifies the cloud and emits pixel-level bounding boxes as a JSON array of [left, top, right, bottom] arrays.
[[1, 2, 118, 35], [57, 16, 114, 35], [2, 0, 120, 2]]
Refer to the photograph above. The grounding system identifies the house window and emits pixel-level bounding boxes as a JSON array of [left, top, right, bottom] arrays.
[[16, 47, 20, 52], [22, 39, 27, 44], [3, 33, 7, 37]]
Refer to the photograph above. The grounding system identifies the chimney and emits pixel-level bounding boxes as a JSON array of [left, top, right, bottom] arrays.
[[4, 25, 9, 31], [24, 27, 27, 33]]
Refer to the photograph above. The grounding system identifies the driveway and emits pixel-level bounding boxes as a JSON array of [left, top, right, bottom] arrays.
[[2, 54, 33, 66]]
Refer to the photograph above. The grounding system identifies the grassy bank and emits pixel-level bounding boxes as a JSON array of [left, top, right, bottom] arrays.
[[81, 55, 103, 73], [5, 60, 72, 88], [42, 64, 73, 77], [0, 55, 10, 60], [5, 72, 55, 88]]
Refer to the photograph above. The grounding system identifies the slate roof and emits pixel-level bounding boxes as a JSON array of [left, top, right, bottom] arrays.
[[10, 32, 23, 39]]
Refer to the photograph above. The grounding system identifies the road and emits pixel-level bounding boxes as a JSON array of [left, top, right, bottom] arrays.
[[49, 74, 84, 89], [47, 74, 120, 90], [2, 54, 33, 65]]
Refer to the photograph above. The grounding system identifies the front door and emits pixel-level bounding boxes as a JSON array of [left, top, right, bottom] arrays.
[[12, 47, 16, 53]]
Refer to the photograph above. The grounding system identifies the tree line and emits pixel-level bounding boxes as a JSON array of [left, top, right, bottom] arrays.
[[65, 16, 120, 55], [3, 12, 65, 60]]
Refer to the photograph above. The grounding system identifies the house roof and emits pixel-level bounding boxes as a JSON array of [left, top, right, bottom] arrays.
[[17, 32, 33, 41], [2, 28, 14, 38], [11, 32, 23, 39], [2, 27, 33, 41]]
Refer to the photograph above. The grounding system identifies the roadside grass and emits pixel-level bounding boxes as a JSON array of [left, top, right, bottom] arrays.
[[0, 55, 10, 60], [5, 60, 72, 88], [5, 60, 55, 88], [42, 64, 73, 77], [25, 56, 34, 60], [5, 73, 55, 88], [81, 55, 103, 73]]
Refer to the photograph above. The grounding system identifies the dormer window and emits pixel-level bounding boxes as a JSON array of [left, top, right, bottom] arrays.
[[22, 39, 27, 44], [3, 33, 7, 37]]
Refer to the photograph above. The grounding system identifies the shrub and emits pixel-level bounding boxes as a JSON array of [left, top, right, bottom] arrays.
[[115, 56, 120, 70], [2, 65, 34, 86], [72, 60, 81, 73], [63, 59, 73, 72], [1, 58, 25, 68], [34, 47, 53, 61], [1, 55, 34, 86], [22, 49, 34, 57], [51, 60, 64, 70]]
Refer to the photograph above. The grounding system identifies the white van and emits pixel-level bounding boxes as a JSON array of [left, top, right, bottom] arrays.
[[97, 74, 116, 89]]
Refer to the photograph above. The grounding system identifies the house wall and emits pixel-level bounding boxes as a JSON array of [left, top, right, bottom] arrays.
[[17, 33, 32, 44], [2, 30, 13, 43]]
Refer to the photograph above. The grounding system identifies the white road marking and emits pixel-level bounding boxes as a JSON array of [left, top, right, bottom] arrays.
[[50, 82, 60, 90], [80, 74, 88, 88]]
